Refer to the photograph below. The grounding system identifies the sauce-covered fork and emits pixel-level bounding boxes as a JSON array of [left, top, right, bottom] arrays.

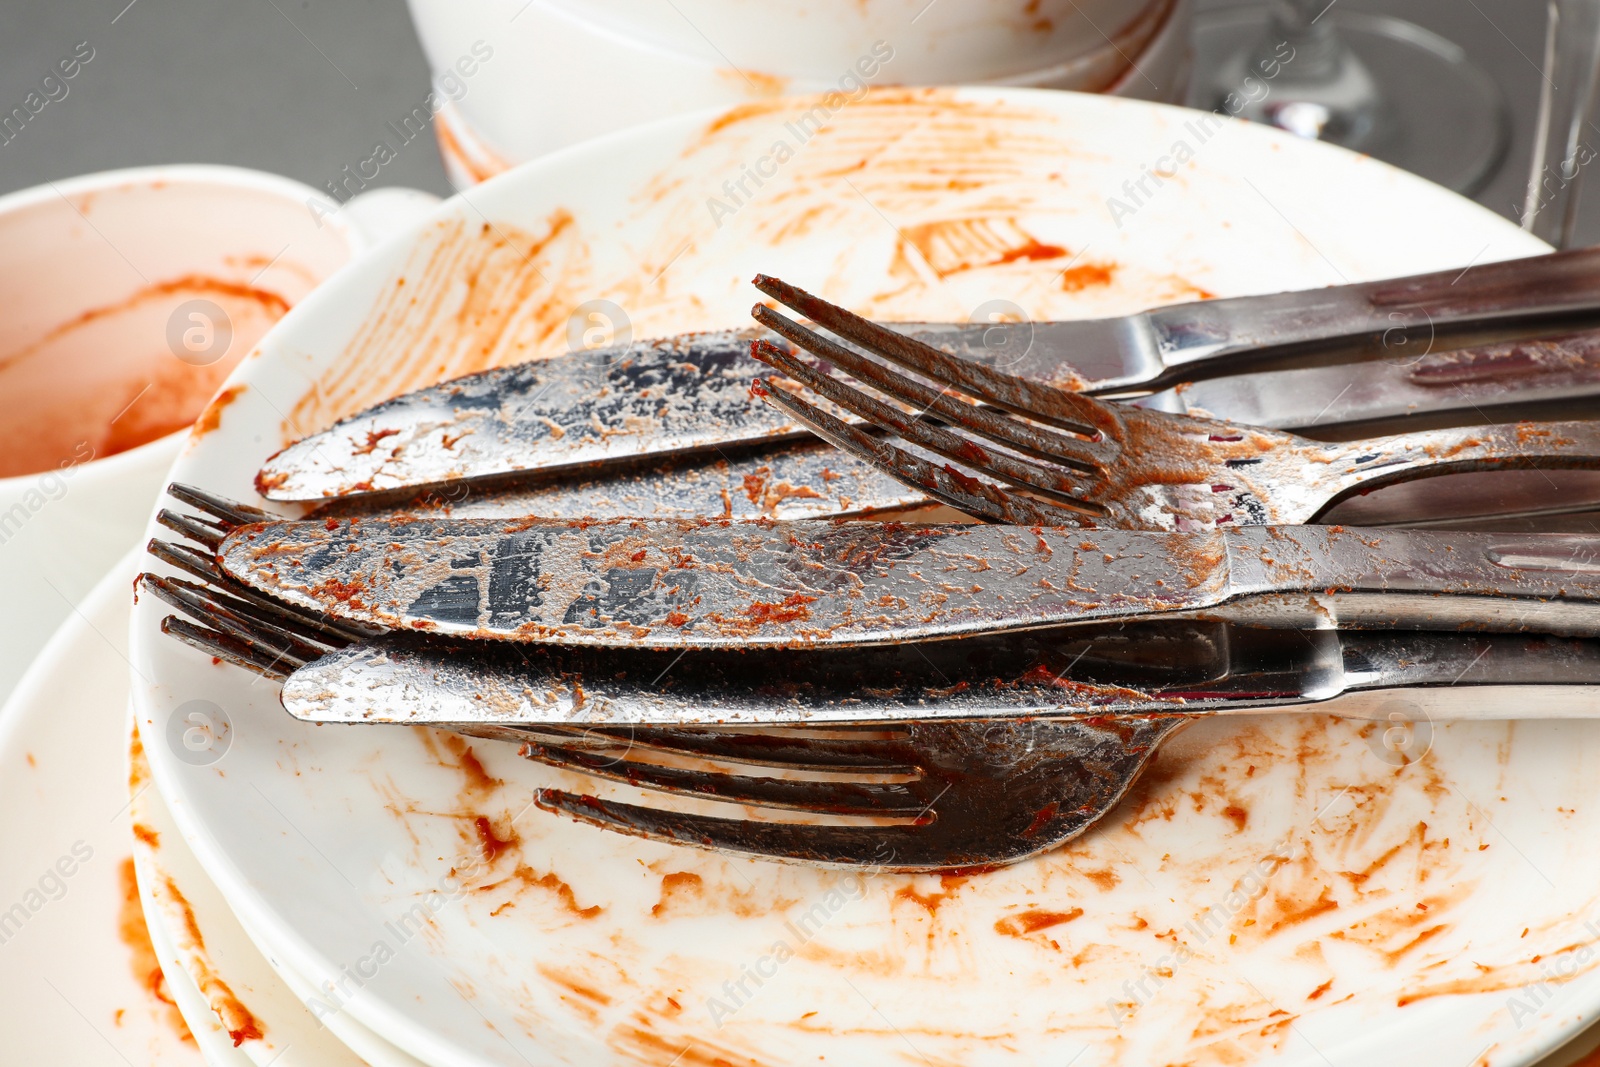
[[748, 275, 1600, 531]]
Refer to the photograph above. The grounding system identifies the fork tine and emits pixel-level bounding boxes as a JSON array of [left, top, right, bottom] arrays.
[[536, 788, 941, 870], [753, 378, 1090, 526], [147, 536, 225, 584], [521, 739, 924, 815], [157, 509, 230, 549], [751, 308, 1109, 473], [752, 274, 1123, 440], [520, 723, 920, 772], [599, 725, 921, 772], [167, 482, 274, 527], [159, 615, 307, 679], [751, 339, 1102, 513], [139, 574, 346, 661]]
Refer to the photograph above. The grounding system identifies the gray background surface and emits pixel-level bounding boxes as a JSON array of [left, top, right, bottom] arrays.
[[0, 0, 1582, 240]]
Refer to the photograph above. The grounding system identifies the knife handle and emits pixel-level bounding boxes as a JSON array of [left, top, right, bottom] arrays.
[[1147, 247, 1600, 377], [1220, 526, 1600, 635]]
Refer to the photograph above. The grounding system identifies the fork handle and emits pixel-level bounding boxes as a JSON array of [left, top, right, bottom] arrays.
[[1316, 420, 1600, 506], [1147, 247, 1600, 374]]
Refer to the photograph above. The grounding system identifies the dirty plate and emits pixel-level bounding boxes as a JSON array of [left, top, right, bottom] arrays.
[[131, 717, 425, 1066], [130, 87, 1600, 1066], [0, 553, 204, 1065]]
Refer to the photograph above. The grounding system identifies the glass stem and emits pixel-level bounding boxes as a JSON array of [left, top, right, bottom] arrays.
[[1260, 0, 1344, 82]]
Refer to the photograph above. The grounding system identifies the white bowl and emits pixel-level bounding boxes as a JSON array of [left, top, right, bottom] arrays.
[[409, 0, 1190, 180], [527, 0, 1172, 84], [0, 167, 436, 704]]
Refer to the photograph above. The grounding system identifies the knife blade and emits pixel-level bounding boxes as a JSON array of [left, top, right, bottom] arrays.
[[310, 438, 927, 523], [218, 518, 1600, 649], [257, 277, 1600, 504], [281, 623, 1600, 728]]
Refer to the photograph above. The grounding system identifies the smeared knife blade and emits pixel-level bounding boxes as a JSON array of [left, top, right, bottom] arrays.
[[257, 328, 778, 501], [217, 518, 1600, 649], [311, 439, 926, 523]]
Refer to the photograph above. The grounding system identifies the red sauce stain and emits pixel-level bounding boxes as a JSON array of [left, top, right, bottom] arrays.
[[288, 210, 581, 436], [997, 239, 1068, 264], [1059, 263, 1117, 291], [456, 745, 497, 791], [1222, 804, 1249, 832], [0, 275, 290, 475], [157, 873, 265, 1046], [536, 964, 614, 1006], [1023, 801, 1060, 838], [995, 907, 1085, 937], [1382, 923, 1449, 966], [651, 871, 705, 918], [513, 867, 603, 919], [1080, 866, 1121, 892], [191, 384, 247, 438], [473, 815, 518, 864], [609, 1014, 775, 1067], [434, 108, 513, 185], [893, 873, 970, 916], [745, 593, 816, 624], [131, 823, 160, 848], [1264, 885, 1339, 934], [311, 575, 367, 610], [898, 217, 1067, 278], [351, 427, 401, 455], [741, 471, 768, 504], [116, 857, 193, 1045]]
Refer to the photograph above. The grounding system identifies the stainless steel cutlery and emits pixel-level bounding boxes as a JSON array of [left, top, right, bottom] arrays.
[[256, 248, 1600, 505], [144, 490, 1600, 871], [745, 275, 1600, 529], [142, 250, 1600, 869]]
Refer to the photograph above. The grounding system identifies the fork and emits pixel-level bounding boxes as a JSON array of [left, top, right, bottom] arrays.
[[746, 275, 1600, 530], [139, 487, 1184, 871]]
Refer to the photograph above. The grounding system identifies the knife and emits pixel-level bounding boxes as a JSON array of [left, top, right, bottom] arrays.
[[257, 298, 1600, 505], [281, 623, 1600, 728], [1140, 325, 1600, 432], [218, 518, 1600, 649]]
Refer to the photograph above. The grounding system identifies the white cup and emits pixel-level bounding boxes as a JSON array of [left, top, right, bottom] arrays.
[[518, 0, 1169, 85], [407, 0, 1191, 183], [0, 166, 437, 702]]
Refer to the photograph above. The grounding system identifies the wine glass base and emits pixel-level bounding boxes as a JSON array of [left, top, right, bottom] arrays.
[[1187, 6, 1511, 195]]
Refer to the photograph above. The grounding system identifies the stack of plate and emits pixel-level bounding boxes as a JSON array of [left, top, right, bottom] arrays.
[[406, 0, 1194, 184], [13, 89, 1600, 1066]]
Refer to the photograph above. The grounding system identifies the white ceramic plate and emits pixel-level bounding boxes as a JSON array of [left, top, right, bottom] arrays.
[[0, 553, 203, 1065], [0, 546, 423, 1066], [130, 88, 1600, 1066], [131, 714, 425, 1066]]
